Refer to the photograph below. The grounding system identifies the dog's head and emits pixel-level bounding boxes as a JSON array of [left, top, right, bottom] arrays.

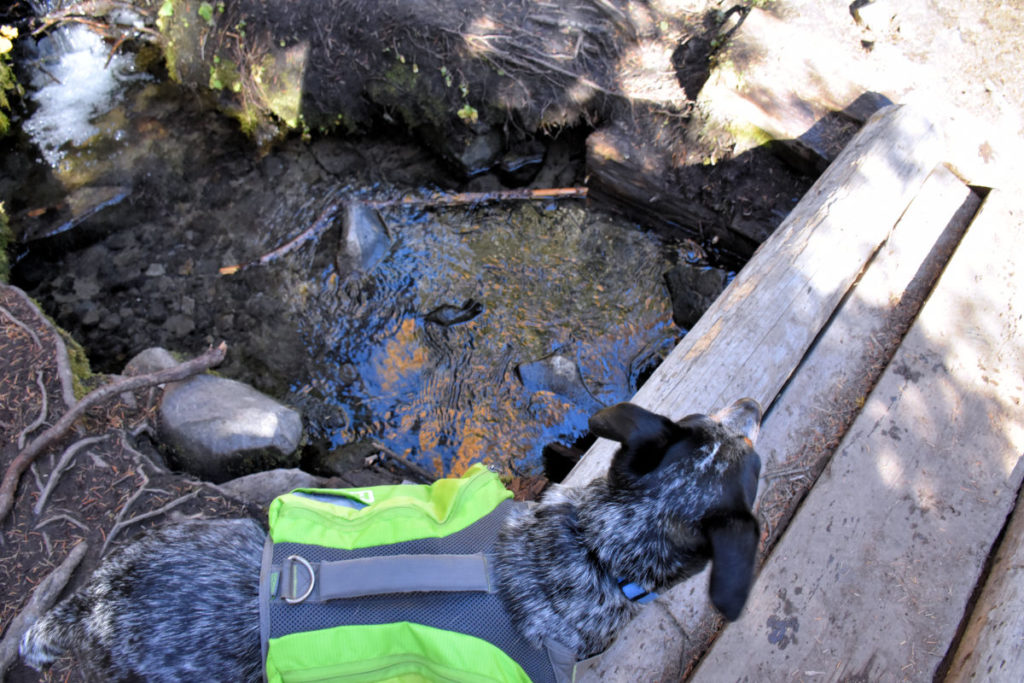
[[588, 398, 762, 620]]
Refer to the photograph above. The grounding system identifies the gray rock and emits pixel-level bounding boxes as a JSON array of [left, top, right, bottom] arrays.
[[123, 347, 179, 376], [219, 468, 326, 507], [516, 353, 602, 414], [336, 203, 391, 275], [664, 263, 729, 330], [159, 374, 303, 483]]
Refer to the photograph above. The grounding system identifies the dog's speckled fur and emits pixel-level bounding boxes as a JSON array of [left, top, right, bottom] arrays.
[[21, 399, 761, 679]]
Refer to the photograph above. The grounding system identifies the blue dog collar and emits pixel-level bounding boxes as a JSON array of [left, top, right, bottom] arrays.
[[618, 578, 658, 604]]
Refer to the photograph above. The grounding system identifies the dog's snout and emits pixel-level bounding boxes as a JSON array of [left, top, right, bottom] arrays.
[[712, 398, 762, 444]]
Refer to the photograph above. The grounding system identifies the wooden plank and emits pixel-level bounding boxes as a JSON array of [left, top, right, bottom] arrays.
[[575, 163, 979, 683], [565, 104, 942, 489], [945, 484, 1024, 681], [690, 189, 1024, 681]]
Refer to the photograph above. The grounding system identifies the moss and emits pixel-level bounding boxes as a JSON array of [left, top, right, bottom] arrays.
[[0, 202, 11, 283], [60, 327, 94, 400], [1, 24, 23, 137]]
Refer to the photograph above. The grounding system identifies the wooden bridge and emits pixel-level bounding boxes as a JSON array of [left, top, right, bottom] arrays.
[[567, 105, 1024, 681]]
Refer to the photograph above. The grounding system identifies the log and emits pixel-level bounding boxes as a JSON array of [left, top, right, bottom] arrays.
[[565, 104, 942, 489], [690, 188, 1024, 680]]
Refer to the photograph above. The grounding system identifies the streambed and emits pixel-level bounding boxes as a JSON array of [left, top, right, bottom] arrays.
[[3, 23, 703, 477]]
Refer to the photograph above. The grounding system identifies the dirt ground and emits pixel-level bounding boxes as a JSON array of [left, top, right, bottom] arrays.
[[2, 0, 1024, 681]]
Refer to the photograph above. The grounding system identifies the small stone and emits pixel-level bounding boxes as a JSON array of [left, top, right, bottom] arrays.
[[220, 468, 327, 507], [164, 314, 195, 337], [145, 263, 167, 277], [124, 347, 180, 376]]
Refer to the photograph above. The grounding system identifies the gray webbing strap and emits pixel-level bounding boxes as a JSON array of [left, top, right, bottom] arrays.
[[276, 552, 495, 603]]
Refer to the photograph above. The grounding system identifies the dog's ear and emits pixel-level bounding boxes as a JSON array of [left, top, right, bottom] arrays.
[[704, 512, 759, 621], [590, 403, 681, 479]]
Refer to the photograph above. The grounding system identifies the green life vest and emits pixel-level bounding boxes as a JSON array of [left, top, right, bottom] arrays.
[[259, 463, 575, 682]]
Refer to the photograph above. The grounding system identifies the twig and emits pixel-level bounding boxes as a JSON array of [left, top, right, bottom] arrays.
[[371, 440, 436, 483], [0, 304, 42, 349], [33, 434, 111, 516], [106, 467, 150, 546], [119, 432, 166, 473], [101, 490, 200, 555], [18, 371, 49, 450], [0, 541, 88, 677], [0, 343, 228, 526], [219, 202, 342, 275], [36, 514, 90, 533]]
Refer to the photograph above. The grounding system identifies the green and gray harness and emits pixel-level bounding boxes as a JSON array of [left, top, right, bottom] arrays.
[[259, 464, 576, 682]]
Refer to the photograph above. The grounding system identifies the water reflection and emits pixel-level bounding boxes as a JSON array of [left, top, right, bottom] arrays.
[[295, 201, 678, 476]]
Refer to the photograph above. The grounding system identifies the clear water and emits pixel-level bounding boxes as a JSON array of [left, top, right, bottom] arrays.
[[292, 200, 678, 476]]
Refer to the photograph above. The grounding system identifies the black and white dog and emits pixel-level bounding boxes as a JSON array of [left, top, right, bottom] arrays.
[[21, 399, 763, 681]]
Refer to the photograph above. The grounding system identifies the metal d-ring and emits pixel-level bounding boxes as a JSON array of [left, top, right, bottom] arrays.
[[284, 555, 315, 604]]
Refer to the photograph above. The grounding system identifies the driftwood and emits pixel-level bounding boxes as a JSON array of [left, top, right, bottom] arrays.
[[0, 541, 89, 678], [0, 343, 228, 527]]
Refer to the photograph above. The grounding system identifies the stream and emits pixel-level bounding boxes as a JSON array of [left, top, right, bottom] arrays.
[[3, 18, 700, 477]]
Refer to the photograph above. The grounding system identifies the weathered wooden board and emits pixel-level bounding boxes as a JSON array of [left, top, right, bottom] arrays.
[[945, 484, 1024, 681], [574, 162, 979, 683], [565, 104, 942, 489], [690, 189, 1024, 681]]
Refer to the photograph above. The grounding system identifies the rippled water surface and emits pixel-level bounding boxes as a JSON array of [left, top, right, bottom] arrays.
[[292, 200, 678, 475]]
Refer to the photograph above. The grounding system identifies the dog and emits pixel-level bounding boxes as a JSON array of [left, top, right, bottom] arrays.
[[21, 398, 763, 681]]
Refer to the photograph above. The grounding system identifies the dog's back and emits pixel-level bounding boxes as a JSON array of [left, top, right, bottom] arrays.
[[20, 518, 265, 682]]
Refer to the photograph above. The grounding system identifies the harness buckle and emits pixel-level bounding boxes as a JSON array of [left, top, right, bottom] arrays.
[[284, 555, 315, 604]]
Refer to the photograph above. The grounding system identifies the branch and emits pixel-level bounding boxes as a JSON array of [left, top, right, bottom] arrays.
[[0, 343, 228, 526], [101, 489, 200, 555], [0, 541, 89, 678], [218, 187, 587, 275]]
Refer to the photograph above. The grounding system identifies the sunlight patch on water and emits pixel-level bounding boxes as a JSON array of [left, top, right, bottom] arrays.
[[22, 24, 141, 167]]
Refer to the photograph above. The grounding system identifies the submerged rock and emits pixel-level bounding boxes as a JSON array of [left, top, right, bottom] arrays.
[[664, 262, 728, 330], [158, 374, 302, 483], [516, 353, 603, 414], [336, 203, 391, 275]]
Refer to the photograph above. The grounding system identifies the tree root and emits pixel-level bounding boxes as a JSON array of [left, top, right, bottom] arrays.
[[6, 286, 77, 410], [0, 304, 42, 349], [17, 371, 48, 450], [0, 342, 227, 527], [101, 489, 200, 555], [0, 540, 89, 678], [33, 435, 111, 517]]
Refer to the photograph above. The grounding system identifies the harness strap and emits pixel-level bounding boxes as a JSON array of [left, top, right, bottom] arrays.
[[276, 552, 495, 603]]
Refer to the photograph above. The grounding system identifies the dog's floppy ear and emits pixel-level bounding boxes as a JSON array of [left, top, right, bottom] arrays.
[[590, 403, 681, 480], [704, 512, 759, 621]]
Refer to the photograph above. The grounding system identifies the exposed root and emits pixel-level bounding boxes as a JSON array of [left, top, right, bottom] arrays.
[[33, 435, 111, 517], [36, 514, 90, 534], [17, 370, 48, 450], [101, 489, 200, 555], [0, 304, 42, 349], [0, 343, 228, 526], [0, 541, 89, 677]]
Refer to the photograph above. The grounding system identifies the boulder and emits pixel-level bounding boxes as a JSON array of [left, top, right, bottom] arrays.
[[219, 468, 327, 507], [159, 373, 302, 483]]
